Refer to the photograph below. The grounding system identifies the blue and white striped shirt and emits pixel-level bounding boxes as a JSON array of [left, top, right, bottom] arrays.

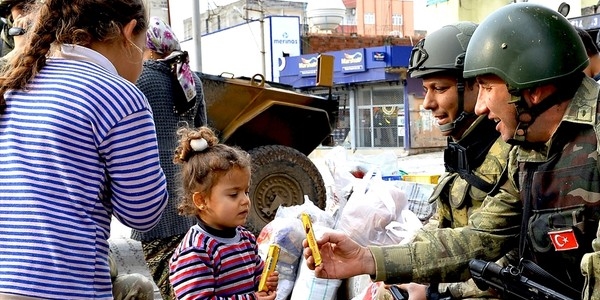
[[0, 47, 168, 299]]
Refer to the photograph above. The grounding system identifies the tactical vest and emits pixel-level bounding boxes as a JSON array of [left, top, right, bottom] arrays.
[[429, 116, 510, 228], [518, 80, 600, 290]]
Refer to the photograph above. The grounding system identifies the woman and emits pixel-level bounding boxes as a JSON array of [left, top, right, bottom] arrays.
[[0, 0, 168, 299], [132, 16, 207, 300]]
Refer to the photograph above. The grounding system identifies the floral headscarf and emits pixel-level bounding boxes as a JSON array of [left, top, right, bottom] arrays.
[[146, 16, 196, 102]]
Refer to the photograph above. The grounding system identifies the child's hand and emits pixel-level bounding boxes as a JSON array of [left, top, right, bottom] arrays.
[[264, 271, 279, 291], [255, 290, 276, 300], [256, 271, 278, 300]]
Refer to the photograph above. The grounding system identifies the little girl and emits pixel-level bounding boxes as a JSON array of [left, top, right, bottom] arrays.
[[169, 126, 278, 300]]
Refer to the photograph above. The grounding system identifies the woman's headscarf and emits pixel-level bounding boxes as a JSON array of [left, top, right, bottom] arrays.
[[146, 16, 196, 102]]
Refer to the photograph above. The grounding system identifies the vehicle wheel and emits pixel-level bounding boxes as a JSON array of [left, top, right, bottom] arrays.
[[245, 145, 326, 235]]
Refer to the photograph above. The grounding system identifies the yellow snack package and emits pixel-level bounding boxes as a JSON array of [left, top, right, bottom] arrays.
[[258, 244, 280, 292], [301, 212, 322, 266]]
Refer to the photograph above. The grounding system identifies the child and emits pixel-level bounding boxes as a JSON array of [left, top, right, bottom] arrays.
[[169, 126, 279, 300], [0, 0, 167, 298]]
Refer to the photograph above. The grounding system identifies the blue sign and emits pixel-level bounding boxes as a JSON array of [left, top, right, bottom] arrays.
[[341, 49, 366, 73], [278, 45, 412, 88], [373, 52, 386, 62], [297, 55, 318, 77]]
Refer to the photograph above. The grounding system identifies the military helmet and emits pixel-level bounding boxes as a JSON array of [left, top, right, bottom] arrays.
[[408, 21, 477, 78], [463, 3, 588, 93]]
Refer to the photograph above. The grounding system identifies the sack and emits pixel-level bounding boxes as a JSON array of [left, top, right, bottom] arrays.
[[258, 197, 336, 300], [336, 171, 422, 246]]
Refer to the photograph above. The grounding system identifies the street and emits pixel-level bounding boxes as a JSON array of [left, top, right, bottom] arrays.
[[108, 149, 445, 300]]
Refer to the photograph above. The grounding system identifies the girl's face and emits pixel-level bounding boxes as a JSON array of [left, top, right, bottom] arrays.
[[197, 167, 251, 230]]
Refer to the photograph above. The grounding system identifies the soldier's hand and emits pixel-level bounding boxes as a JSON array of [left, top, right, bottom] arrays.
[[302, 230, 375, 279], [397, 283, 427, 300]]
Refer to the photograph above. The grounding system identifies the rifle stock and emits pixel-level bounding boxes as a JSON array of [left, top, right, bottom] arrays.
[[469, 259, 575, 300]]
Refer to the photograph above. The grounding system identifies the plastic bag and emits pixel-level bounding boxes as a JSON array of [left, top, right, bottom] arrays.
[[323, 146, 359, 220], [256, 216, 303, 300], [257, 197, 336, 300], [336, 172, 422, 247], [346, 150, 400, 177]]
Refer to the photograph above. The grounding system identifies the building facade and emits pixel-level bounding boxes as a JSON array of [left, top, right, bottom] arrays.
[[278, 46, 445, 151], [166, 0, 599, 151]]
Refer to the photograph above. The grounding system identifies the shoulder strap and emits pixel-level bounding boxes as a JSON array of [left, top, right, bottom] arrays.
[[445, 117, 500, 193]]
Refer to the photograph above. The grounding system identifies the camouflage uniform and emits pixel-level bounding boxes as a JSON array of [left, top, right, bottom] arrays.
[[368, 76, 600, 300], [426, 116, 514, 299], [397, 20, 517, 299], [431, 116, 511, 229]]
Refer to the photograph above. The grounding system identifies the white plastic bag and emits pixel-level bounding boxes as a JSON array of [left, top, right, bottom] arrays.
[[257, 197, 336, 300], [287, 198, 340, 300], [290, 227, 342, 300], [336, 173, 422, 246], [346, 150, 400, 177], [256, 216, 304, 300], [323, 146, 359, 219]]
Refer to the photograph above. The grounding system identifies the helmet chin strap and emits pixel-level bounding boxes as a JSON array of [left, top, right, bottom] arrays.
[[439, 80, 474, 134], [506, 72, 584, 146], [506, 91, 570, 146]]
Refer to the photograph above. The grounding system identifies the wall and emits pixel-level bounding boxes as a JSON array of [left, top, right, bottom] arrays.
[[177, 16, 301, 81], [355, 0, 414, 36], [415, 0, 583, 34], [302, 34, 417, 54]]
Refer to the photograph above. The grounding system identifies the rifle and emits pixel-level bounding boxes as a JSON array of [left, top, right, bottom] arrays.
[[469, 259, 578, 300]]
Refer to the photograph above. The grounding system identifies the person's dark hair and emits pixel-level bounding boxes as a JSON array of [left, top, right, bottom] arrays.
[[173, 126, 251, 217], [575, 26, 599, 57], [0, 0, 148, 112]]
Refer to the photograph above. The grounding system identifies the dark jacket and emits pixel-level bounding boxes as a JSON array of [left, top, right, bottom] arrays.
[[131, 59, 207, 241]]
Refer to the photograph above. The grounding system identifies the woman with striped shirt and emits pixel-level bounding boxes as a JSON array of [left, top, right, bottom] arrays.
[[0, 0, 167, 299], [169, 126, 278, 300]]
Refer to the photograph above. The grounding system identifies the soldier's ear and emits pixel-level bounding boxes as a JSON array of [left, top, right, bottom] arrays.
[[526, 85, 555, 105]]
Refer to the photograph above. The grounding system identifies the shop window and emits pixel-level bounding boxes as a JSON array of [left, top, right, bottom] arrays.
[[355, 86, 405, 148]]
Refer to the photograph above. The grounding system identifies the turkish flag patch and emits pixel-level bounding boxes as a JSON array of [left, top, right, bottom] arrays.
[[548, 229, 579, 251]]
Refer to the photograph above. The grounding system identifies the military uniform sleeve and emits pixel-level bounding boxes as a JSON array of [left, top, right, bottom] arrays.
[[369, 149, 522, 284]]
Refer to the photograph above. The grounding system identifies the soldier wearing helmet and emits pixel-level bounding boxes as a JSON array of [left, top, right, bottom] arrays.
[[384, 22, 517, 299], [465, 3, 600, 298], [298, 3, 594, 300]]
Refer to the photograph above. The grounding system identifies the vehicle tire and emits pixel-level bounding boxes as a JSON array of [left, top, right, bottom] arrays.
[[245, 145, 326, 235]]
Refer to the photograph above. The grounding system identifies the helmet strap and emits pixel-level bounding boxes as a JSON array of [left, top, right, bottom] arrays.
[[507, 86, 576, 145], [439, 80, 472, 134], [507, 72, 584, 145]]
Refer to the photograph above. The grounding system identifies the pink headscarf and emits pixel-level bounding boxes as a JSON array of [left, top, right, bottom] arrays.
[[146, 16, 196, 102]]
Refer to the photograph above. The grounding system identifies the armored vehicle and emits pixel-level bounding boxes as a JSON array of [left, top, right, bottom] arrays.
[[198, 72, 338, 234]]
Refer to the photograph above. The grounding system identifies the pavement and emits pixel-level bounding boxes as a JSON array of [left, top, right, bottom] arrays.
[[108, 149, 445, 300]]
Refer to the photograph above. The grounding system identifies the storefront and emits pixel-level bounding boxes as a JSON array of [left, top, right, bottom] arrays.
[[278, 45, 445, 151]]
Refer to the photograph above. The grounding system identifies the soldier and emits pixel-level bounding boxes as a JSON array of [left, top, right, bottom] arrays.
[[389, 21, 515, 299], [302, 3, 597, 299]]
